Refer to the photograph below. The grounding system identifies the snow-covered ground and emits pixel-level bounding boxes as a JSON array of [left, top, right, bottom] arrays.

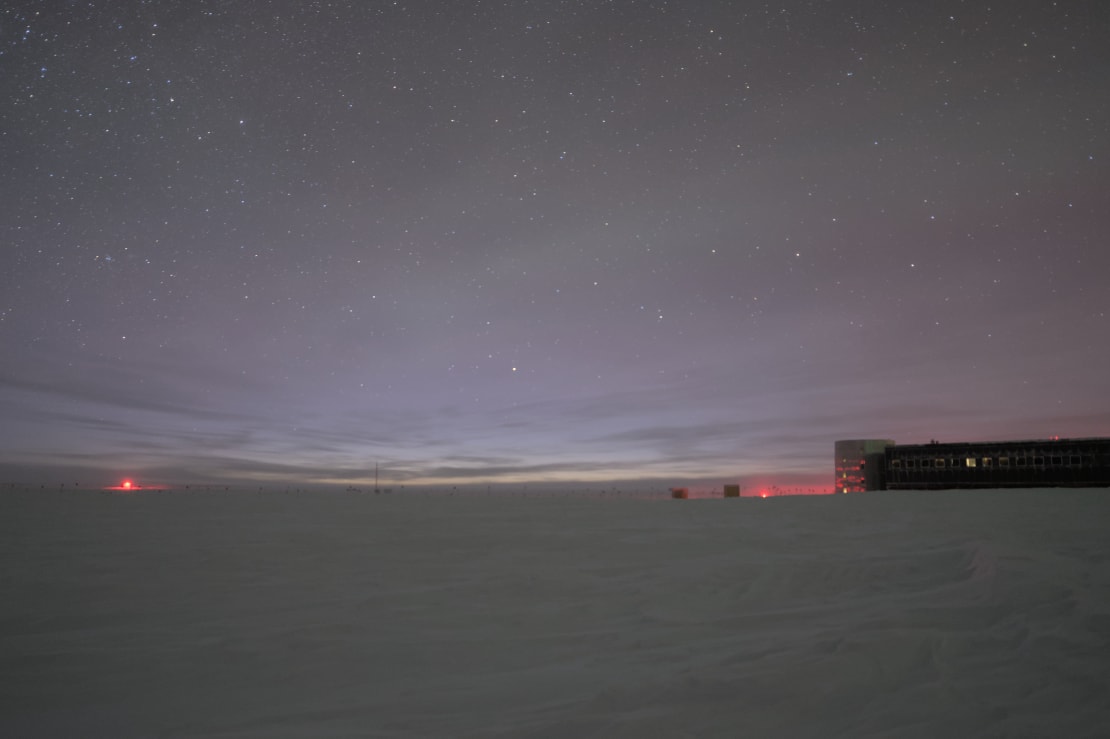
[[2, 487, 1108, 738]]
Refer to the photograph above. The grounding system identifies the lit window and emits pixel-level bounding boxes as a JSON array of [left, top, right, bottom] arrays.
[[982, 458, 992, 468], [965, 458, 976, 468]]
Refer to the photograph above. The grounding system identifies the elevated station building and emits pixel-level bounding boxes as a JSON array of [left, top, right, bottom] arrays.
[[835, 437, 1110, 491], [834, 439, 896, 493]]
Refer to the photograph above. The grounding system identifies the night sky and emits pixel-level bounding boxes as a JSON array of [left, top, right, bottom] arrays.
[[3, 2, 1108, 490]]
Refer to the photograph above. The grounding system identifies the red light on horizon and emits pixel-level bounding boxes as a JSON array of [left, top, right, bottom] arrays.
[[122, 480, 132, 489]]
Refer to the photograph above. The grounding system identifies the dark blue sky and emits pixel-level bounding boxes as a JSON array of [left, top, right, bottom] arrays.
[[2, 1, 1108, 489]]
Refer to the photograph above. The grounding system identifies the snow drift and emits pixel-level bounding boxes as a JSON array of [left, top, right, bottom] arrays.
[[2, 487, 1108, 737]]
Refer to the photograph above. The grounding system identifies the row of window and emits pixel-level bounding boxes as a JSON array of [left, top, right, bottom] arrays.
[[891, 455, 1088, 470]]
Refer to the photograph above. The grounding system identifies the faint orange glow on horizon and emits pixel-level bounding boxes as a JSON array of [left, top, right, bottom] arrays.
[[103, 479, 147, 492]]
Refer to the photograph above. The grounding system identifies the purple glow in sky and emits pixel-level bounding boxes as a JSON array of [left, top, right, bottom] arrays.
[[2, 2, 1108, 489]]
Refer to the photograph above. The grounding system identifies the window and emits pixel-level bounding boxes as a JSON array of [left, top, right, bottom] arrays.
[[982, 458, 993, 468], [1034, 456, 1045, 467], [936, 458, 946, 468], [999, 457, 1009, 467], [1071, 455, 1083, 466], [965, 458, 977, 468], [1050, 456, 1062, 466], [891, 459, 902, 469]]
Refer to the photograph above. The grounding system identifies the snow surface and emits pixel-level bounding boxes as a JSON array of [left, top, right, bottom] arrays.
[[2, 487, 1109, 738]]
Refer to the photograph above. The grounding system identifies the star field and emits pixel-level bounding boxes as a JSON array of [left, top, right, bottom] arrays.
[[2, 2, 1108, 489]]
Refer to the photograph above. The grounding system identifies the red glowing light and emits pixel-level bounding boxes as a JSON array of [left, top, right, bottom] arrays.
[[122, 480, 132, 489], [760, 492, 768, 498]]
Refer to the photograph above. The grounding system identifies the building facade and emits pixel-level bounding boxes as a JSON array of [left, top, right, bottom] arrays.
[[834, 439, 896, 493], [836, 437, 1110, 491]]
